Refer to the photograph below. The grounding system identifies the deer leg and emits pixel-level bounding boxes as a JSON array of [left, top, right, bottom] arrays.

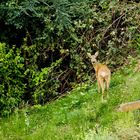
[[106, 76, 110, 90], [97, 79, 101, 93], [96, 74, 100, 93], [99, 77, 105, 101], [105, 76, 110, 98]]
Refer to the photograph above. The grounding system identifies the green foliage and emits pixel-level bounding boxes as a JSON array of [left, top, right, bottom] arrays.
[[32, 59, 62, 104], [0, 43, 25, 116], [21, 41, 63, 104], [0, 0, 140, 115]]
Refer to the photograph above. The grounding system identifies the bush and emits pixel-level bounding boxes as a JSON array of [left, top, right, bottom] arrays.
[[0, 43, 25, 116]]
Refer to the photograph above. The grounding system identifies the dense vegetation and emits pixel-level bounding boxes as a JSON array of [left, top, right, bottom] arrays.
[[0, 62, 140, 139], [0, 0, 140, 116]]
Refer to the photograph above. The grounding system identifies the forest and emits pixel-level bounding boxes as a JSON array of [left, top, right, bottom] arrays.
[[0, 0, 140, 139]]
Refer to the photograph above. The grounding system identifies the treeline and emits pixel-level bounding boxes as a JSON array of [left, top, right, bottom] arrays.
[[0, 0, 140, 116]]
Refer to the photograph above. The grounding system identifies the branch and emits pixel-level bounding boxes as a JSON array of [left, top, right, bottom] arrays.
[[103, 13, 125, 37]]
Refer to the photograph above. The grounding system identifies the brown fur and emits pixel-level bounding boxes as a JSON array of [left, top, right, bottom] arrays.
[[94, 63, 111, 100], [118, 100, 140, 112]]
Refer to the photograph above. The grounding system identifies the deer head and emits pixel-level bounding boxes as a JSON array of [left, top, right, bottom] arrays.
[[87, 51, 99, 64]]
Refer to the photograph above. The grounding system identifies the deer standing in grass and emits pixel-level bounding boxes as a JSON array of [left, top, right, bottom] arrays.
[[87, 51, 111, 101]]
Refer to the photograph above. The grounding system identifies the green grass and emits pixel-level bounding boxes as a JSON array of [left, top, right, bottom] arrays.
[[0, 65, 140, 140]]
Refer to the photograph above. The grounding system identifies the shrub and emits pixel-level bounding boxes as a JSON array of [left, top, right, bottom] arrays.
[[0, 43, 25, 116]]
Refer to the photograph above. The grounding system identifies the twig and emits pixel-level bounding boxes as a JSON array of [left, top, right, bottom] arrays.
[[102, 13, 125, 38], [26, 28, 33, 45]]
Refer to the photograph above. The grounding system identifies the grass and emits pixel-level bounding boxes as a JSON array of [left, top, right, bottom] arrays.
[[0, 63, 140, 140]]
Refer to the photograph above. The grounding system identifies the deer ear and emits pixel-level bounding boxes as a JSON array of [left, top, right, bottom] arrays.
[[87, 53, 92, 58], [94, 51, 99, 57]]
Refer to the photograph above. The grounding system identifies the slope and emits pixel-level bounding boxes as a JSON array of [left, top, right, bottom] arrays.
[[0, 62, 140, 140]]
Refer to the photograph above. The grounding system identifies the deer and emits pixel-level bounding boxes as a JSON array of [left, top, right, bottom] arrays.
[[87, 51, 111, 101]]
